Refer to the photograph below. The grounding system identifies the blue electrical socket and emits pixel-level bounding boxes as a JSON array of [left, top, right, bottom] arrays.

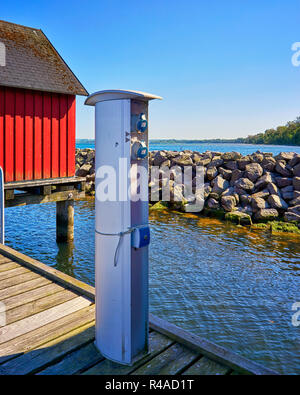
[[131, 226, 150, 249]]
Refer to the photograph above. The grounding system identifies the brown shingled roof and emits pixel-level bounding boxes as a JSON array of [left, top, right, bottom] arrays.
[[0, 20, 88, 96]]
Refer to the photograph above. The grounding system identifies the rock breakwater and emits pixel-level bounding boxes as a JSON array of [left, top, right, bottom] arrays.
[[75, 148, 300, 226]]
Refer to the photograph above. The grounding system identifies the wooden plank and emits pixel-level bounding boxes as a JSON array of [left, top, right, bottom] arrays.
[[34, 92, 43, 180], [0, 283, 65, 311], [67, 95, 76, 177], [149, 314, 279, 375], [0, 271, 40, 290], [0, 277, 51, 301], [41, 185, 52, 195], [4, 190, 14, 200], [0, 87, 4, 172], [5, 190, 85, 208], [0, 245, 279, 376], [0, 244, 95, 300], [131, 342, 199, 375], [0, 262, 20, 273], [4, 176, 86, 190], [15, 90, 25, 181], [83, 330, 174, 375], [4, 88, 15, 183], [0, 326, 95, 375], [182, 356, 231, 375], [0, 305, 95, 365], [0, 266, 29, 281], [0, 255, 12, 263], [51, 94, 60, 178], [43, 93, 51, 179], [24, 91, 34, 181], [0, 297, 91, 345], [59, 95, 67, 177], [5, 289, 78, 325], [0, 269, 37, 286], [37, 342, 102, 375]]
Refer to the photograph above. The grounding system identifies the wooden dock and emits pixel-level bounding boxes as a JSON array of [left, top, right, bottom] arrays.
[[0, 244, 278, 375]]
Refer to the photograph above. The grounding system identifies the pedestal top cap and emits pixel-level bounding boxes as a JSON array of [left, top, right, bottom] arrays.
[[85, 89, 162, 106]]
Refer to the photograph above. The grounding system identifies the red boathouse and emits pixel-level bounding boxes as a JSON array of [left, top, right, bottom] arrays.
[[0, 20, 88, 183]]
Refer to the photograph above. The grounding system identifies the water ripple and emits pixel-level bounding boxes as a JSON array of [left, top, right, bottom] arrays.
[[4, 200, 300, 374]]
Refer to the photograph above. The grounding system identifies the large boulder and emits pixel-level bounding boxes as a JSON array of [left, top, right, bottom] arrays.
[[254, 208, 279, 221], [294, 191, 300, 199], [235, 178, 255, 192], [252, 189, 269, 199], [221, 187, 234, 197], [275, 161, 292, 177], [268, 194, 289, 210], [198, 157, 211, 166], [153, 151, 168, 166], [212, 176, 229, 195], [250, 152, 264, 163], [290, 154, 300, 168], [251, 197, 269, 212], [76, 163, 92, 177], [287, 205, 300, 215], [261, 157, 276, 171], [224, 161, 238, 171], [284, 205, 300, 222], [245, 163, 263, 182], [76, 154, 85, 166], [280, 185, 294, 201], [221, 152, 242, 161], [204, 183, 212, 199], [237, 157, 251, 171], [276, 177, 293, 188], [225, 211, 252, 225], [86, 173, 95, 182], [293, 177, 300, 191], [170, 185, 187, 209], [284, 212, 300, 222], [160, 159, 171, 168], [86, 150, 95, 163], [267, 182, 280, 196], [207, 197, 220, 209], [254, 172, 272, 190], [230, 169, 244, 186], [209, 158, 224, 168], [289, 196, 300, 207], [221, 195, 236, 211], [171, 154, 193, 167], [275, 152, 295, 162], [218, 167, 232, 180], [206, 166, 218, 181], [294, 163, 300, 177], [240, 194, 251, 206], [191, 153, 201, 164], [209, 192, 220, 200]]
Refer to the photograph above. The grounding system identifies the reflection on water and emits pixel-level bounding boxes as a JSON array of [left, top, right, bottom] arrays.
[[5, 199, 300, 374], [56, 242, 75, 277]]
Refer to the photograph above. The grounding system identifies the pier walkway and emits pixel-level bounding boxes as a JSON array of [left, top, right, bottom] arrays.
[[0, 244, 278, 375]]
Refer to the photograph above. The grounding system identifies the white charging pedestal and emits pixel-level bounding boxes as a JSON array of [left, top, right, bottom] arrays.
[[85, 90, 162, 365]]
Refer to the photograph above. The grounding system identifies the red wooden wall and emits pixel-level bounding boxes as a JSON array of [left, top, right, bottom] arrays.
[[0, 86, 76, 183]]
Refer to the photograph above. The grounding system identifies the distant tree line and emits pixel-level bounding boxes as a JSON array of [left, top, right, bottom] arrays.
[[240, 117, 300, 146], [77, 117, 300, 147]]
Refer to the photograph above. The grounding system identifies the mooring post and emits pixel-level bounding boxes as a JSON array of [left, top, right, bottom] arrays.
[[56, 200, 74, 242]]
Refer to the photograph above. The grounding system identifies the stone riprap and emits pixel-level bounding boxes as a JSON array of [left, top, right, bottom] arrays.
[[76, 148, 300, 225]]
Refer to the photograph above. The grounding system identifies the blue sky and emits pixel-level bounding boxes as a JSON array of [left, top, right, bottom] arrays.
[[2, 0, 300, 139]]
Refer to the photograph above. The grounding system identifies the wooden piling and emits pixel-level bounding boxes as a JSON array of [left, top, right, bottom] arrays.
[[56, 200, 74, 242]]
